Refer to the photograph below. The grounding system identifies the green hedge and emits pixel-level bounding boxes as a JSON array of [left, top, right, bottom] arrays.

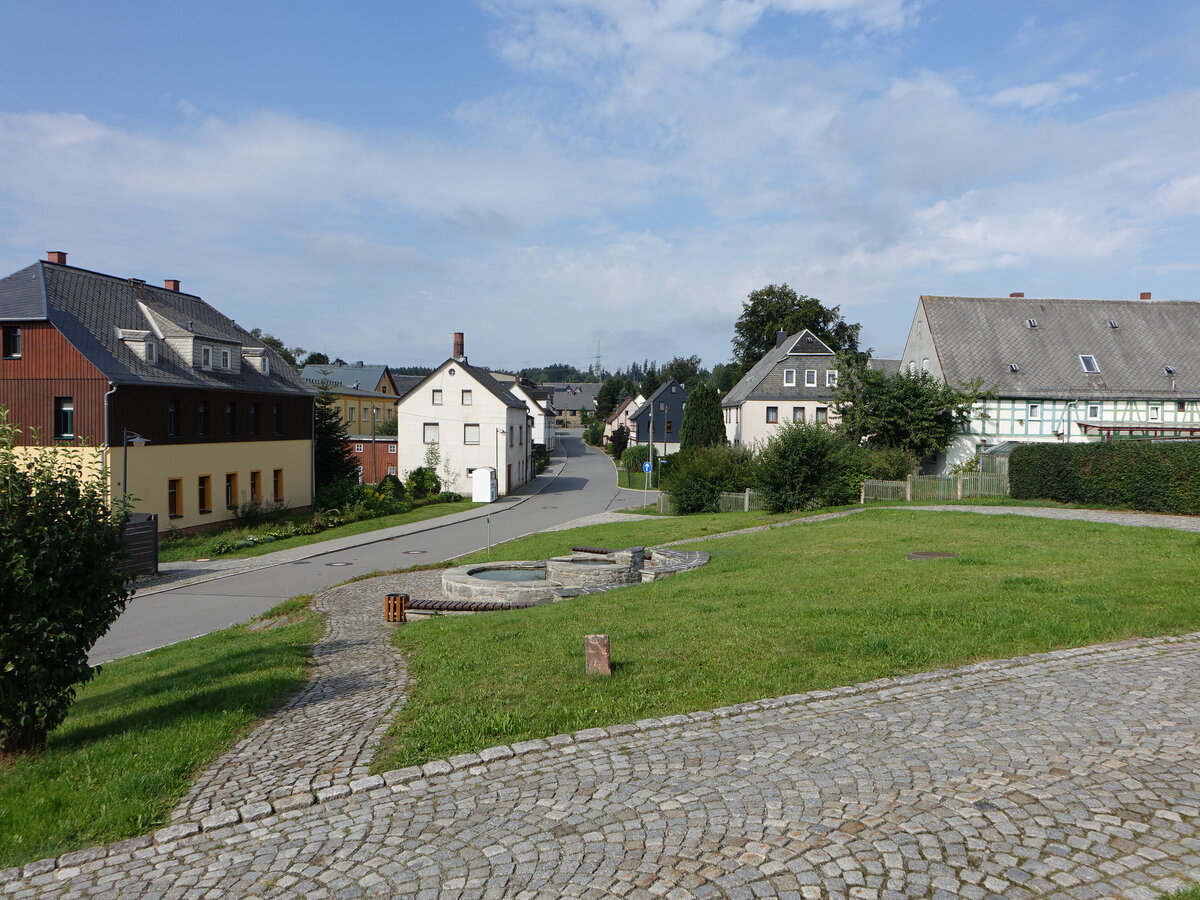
[[1010, 441, 1200, 514]]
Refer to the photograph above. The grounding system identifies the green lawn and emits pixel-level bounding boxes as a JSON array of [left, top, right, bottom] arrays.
[[0, 602, 320, 868], [616, 469, 661, 490], [158, 499, 484, 562], [375, 509, 1200, 770]]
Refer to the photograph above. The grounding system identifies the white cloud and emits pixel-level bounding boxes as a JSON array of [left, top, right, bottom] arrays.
[[990, 71, 1098, 110]]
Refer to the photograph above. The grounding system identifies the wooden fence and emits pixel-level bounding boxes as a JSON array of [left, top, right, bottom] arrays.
[[120, 513, 159, 577], [861, 472, 1009, 502]]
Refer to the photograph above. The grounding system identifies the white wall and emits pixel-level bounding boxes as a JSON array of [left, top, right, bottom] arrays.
[[726, 400, 839, 447]]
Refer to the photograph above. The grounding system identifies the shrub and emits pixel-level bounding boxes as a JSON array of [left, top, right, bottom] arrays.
[[314, 477, 361, 511], [405, 466, 440, 500], [662, 445, 755, 514], [233, 497, 288, 527], [376, 473, 407, 502], [1011, 441, 1200, 514], [608, 426, 630, 460], [531, 444, 550, 473], [620, 444, 653, 471], [753, 422, 864, 513], [860, 447, 920, 481], [583, 423, 604, 445], [434, 491, 462, 503], [1, 411, 132, 756]]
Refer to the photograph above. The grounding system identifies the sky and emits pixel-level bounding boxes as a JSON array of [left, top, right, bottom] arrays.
[[1, 1, 1197, 371]]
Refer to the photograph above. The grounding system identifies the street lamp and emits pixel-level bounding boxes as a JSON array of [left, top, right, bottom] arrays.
[[122, 428, 150, 499]]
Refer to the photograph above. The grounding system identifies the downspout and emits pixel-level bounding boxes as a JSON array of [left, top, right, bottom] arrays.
[[103, 382, 118, 499]]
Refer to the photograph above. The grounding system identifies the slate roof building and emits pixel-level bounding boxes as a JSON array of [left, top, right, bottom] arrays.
[[0, 252, 316, 531], [628, 378, 687, 454], [900, 293, 1200, 471], [299, 362, 406, 398], [543, 382, 601, 424]]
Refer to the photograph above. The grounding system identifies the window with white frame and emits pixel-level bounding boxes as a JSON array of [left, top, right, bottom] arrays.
[[432, 389, 443, 405], [464, 423, 480, 444], [220, 348, 231, 369], [921, 358, 929, 371], [1080, 355, 1099, 374], [146, 341, 158, 365], [387, 444, 396, 454], [825, 370, 838, 387], [1028, 402, 1042, 420], [462, 389, 472, 405], [423, 423, 439, 444], [805, 370, 817, 386], [1149, 404, 1162, 422], [1087, 403, 1101, 420], [783, 369, 796, 387], [766, 406, 778, 424], [354, 443, 363, 453], [908, 361, 916, 374], [387, 466, 396, 476]]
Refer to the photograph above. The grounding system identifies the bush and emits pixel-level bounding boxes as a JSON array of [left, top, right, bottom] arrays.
[[753, 422, 864, 513], [662, 445, 756, 514], [376, 473, 407, 502], [233, 497, 288, 527], [531, 444, 550, 473], [405, 466, 440, 500], [620, 444, 653, 471], [1010, 441, 1200, 514], [314, 477, 361, 512], [860, 447, 920, 481], [583, 423, 604, 445]]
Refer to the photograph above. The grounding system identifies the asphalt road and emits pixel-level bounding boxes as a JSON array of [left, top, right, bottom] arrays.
[[91, 432, 645, 663]]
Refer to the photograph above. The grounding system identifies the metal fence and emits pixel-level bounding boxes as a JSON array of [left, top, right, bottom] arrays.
[[861, 472, 1009, 502]]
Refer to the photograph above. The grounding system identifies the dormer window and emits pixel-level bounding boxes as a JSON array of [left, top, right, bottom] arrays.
[[1080, 355, 1099, 374], [201, 346, 212, 370], [146, 341, 158, 365], [1027, 319, 1038, 328], [262, 356, 270, 376], [1009, 363, 1020, 372], [220, 348, 231, 369]]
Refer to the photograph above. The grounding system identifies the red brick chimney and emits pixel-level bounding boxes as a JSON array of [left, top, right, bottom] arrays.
[[453, 332, 465, 361], [1140, 292, 1152, 300], [1009, 292, 1024, 298], [46, 250, 67, 265], [163, 279, 181, 292]]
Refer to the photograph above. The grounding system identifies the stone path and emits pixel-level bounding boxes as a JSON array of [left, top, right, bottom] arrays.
[[7, 633, 1199, 898]]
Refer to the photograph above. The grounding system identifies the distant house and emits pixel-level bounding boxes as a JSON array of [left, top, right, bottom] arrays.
[[395, 333, 533, 496], [491, 372, 557, 451], [299, 361, 405, 397], [544, 382, 601, 425], [602, 393, 644, 444], [899, 293, 1200, 472], [0, 251, 316, 531], [722, 330, 844, 446], [628, 378, 687, 454]]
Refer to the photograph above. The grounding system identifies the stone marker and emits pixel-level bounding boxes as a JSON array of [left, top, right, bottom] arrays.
[[585, 634, 611, 676]]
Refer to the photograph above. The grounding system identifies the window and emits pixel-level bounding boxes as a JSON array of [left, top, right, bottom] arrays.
[[250, 471, 262, 503], [1087, 403, 1101, 420], [354, 443, 364, 453], [146, 341, 158, 365], [387, 444, 396, 454], [261, 357, 269, 376], [1080, 355, 1099, 374], [1165, 366, 1177, 376], [220, 349, 231, 369], [197, 400, 210, 436], [423, 423, 440, 444], [815, 407, 828, 423], [249, 403, 260, 435], [908, 361, 916, 375], [198, 475, 212, 514], [665, 420, 673, 434], [432, 389, 443, 405], [272, 468, 283, 502], [1178, 401, 1187, 413], [509, 429, 514, 447], [724, 408, 731, 423], [766, 406, 779, 424], [1009, 363, 1020, 373], [168, 478, 182, 517], [273, 404, 282, 434], [464, 424, 480, 444], [387, 466, 397, 476], [1109, 320, 1119, 329], [362, 408, 370, 422], [825, 370, 838, 387], [805, 370, 817, 387], [225, 473, 238, 509], [1028, 402, 1041, 420], [921, 359, 929, 372], [1027, 319, 1038, 328], [783, 369, 797, 387], [1149, 404, 1162, 422], [462, 390, 472, 405], [167, 399, 180, 437], [793, 407, 805, 423], [2, 326, 20, 359], [201, 346, 212, 370], [54, 397, 74, 439], [225, 402, 237, 435]]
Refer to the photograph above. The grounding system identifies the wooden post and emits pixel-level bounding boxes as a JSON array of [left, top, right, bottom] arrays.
[[385, 593, 408, 623], [956, 472, 964, 500], [905, 474, 913, 502]]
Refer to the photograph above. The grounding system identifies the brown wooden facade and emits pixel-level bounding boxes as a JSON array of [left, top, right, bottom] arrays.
[[0, 321, 109, 442]]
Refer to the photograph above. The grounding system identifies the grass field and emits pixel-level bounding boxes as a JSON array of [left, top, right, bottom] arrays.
[[375, 508, 1200, 770], [0, 601, 320, 868]]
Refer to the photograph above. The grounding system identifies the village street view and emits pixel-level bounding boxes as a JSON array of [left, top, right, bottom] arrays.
[[3, 2, 1200, 899]]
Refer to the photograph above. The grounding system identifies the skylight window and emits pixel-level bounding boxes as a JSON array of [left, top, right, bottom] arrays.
[[1026, 319, 1038, 328], [1109, 320, 1119, 328], [1080, 355, 1099, 374], [1165, 365, 1176, 376]]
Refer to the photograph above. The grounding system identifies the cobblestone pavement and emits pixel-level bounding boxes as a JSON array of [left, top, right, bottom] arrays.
[[170, 571, 443, 820], [8, 633, 1199, 898]]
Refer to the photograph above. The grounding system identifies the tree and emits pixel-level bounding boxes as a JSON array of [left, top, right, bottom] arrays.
[[679, 382, 726, 450], [609, 424, 631, 460], [302, 351, 329, 366], [834, 362, 991, 460], [641, 364, 661, 399], [752, 420, 864, 513], [249, 328, 305, 371], [1, 410, 132, 757], [313, 388, 359, 491], [595, 377, 633, 420], [711, 362, 741, 393], [731, 284, 864, 373], [661, 355, 707, 389]]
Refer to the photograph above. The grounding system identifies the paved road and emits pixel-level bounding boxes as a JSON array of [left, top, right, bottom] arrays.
[[91, 432, 644, 663]]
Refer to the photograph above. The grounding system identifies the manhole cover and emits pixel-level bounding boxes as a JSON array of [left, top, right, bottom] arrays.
[[325, 562, 353, 567], [906, 551, 958, 561], [403, 550, 427, 555]]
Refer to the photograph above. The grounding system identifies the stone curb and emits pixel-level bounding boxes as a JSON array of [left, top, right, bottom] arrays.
[[5, 627, 1199, 890]]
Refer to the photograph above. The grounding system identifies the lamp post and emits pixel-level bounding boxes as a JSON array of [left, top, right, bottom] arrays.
[[122, 428, 150, 499]]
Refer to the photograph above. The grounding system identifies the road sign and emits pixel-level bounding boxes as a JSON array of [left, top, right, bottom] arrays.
[[642, 461, 652, 473]]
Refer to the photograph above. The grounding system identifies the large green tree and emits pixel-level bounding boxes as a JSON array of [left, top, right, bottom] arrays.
[[834, 362, 991, 460], [679, 382, 726, 450], [661, 355, 707, 389], [249, 328, 305, 371], [313, 388, 360, 490], [1, 410, 132, 757], [731, 284, 864, 372], [595, 377, 635, 420]]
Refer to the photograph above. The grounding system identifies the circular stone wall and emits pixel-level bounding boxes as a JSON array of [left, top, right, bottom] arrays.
[[545, 556, 637, 587], [441, 562, 559, 605]]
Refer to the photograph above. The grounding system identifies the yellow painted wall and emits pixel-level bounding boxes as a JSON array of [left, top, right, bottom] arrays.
[[111, 439, 313, 532], [11, 444, 109, 487]]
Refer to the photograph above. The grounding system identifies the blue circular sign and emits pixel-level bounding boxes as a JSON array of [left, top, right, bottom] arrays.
[[642, 461, 652, 473]]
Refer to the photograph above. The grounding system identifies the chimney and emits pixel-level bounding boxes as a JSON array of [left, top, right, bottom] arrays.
[[1009, 292, 1024, 298], [163, 279, 180, 292], [46, 250, 67, 265], [453, 331, 465, 361], [774, 329, 787, 347], [1140, 292, 1152, 301]]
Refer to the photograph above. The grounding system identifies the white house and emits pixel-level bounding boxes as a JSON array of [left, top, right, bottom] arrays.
[[491, 373, 557, 452], [602, 393, 645, 444], [900, 293, 1200, 472], [396, 334, 533, 496]]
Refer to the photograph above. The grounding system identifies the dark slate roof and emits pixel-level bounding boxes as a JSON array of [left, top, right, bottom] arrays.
[[543, 382, 602, 411], [922, 295, 1200, 399], [306, 382, 396, 401], [300, 363, 394, 393], [2, 261, 315, 395], [629, 378, 687, 422], [722, 329, 834, 407], [392, 374, 422, 398], [0, 264, 46, 320], [401, 359, 526, 410], [868, 358, 901, 375]]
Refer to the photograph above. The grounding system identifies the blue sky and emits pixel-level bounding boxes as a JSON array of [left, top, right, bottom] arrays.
[[1, 1, 1197, 370]]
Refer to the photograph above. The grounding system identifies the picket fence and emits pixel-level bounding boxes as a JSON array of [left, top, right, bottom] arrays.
[[861, 472, 1009, 502]]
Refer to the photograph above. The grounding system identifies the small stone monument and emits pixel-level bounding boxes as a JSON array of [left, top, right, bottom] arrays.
[[585, 634, 611, 676]]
